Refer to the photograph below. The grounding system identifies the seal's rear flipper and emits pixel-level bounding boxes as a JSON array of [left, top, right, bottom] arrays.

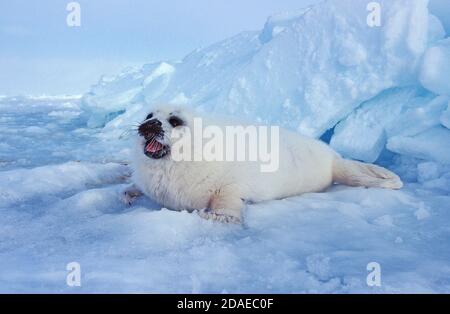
[[332, 158, 403, 190]]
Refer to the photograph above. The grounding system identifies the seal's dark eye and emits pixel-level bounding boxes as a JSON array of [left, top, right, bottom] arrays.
[[145, 113, 153, 120], [168, 116, 183, 127]]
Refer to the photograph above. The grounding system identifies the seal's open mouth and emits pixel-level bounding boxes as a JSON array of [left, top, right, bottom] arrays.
[[144, 139, 170, 159]]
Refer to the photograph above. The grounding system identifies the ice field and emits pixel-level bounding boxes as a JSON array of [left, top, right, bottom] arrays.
[[0, 0, 449, 292]]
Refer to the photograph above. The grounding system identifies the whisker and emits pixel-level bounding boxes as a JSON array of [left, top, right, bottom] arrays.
[[119, 129, 132, 140]]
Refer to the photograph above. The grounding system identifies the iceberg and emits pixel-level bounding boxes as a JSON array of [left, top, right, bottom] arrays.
[[331, 90, 448, 162], [419, 38, 450, 96], [441, 102, 450, 128], [83, 0, 435, 140], [330, 88, 425, 162], [387, 126, 450, 164]]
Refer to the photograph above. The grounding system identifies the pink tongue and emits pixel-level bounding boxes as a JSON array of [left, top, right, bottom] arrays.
[[146, 142, 162, 153]]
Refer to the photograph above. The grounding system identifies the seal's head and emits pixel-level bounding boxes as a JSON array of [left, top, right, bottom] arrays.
[[137, 106, 190, 160]]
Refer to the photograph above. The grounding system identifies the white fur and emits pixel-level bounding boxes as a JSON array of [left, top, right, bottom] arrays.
[[128, 105, 403, 223]]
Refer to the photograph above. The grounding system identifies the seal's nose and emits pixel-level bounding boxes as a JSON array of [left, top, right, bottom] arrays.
[[147, 119, 162, 126], [138, 119, 163, 138]]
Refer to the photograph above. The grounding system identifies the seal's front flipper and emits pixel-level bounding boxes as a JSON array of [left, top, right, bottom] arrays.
[[121, 184, 143, 206]]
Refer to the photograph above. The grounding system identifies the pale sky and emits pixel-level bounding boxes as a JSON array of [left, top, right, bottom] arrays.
[[0, 0, 448, 96]]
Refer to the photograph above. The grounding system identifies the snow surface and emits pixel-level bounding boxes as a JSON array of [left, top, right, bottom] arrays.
[[1, 0, 450, 293]]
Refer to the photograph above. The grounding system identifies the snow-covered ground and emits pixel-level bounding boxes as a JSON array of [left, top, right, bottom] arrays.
[[1, 0, 449, 293]]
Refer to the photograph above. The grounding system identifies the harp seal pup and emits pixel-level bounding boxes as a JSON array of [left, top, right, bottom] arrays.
[[123, 104, 403, 224]]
